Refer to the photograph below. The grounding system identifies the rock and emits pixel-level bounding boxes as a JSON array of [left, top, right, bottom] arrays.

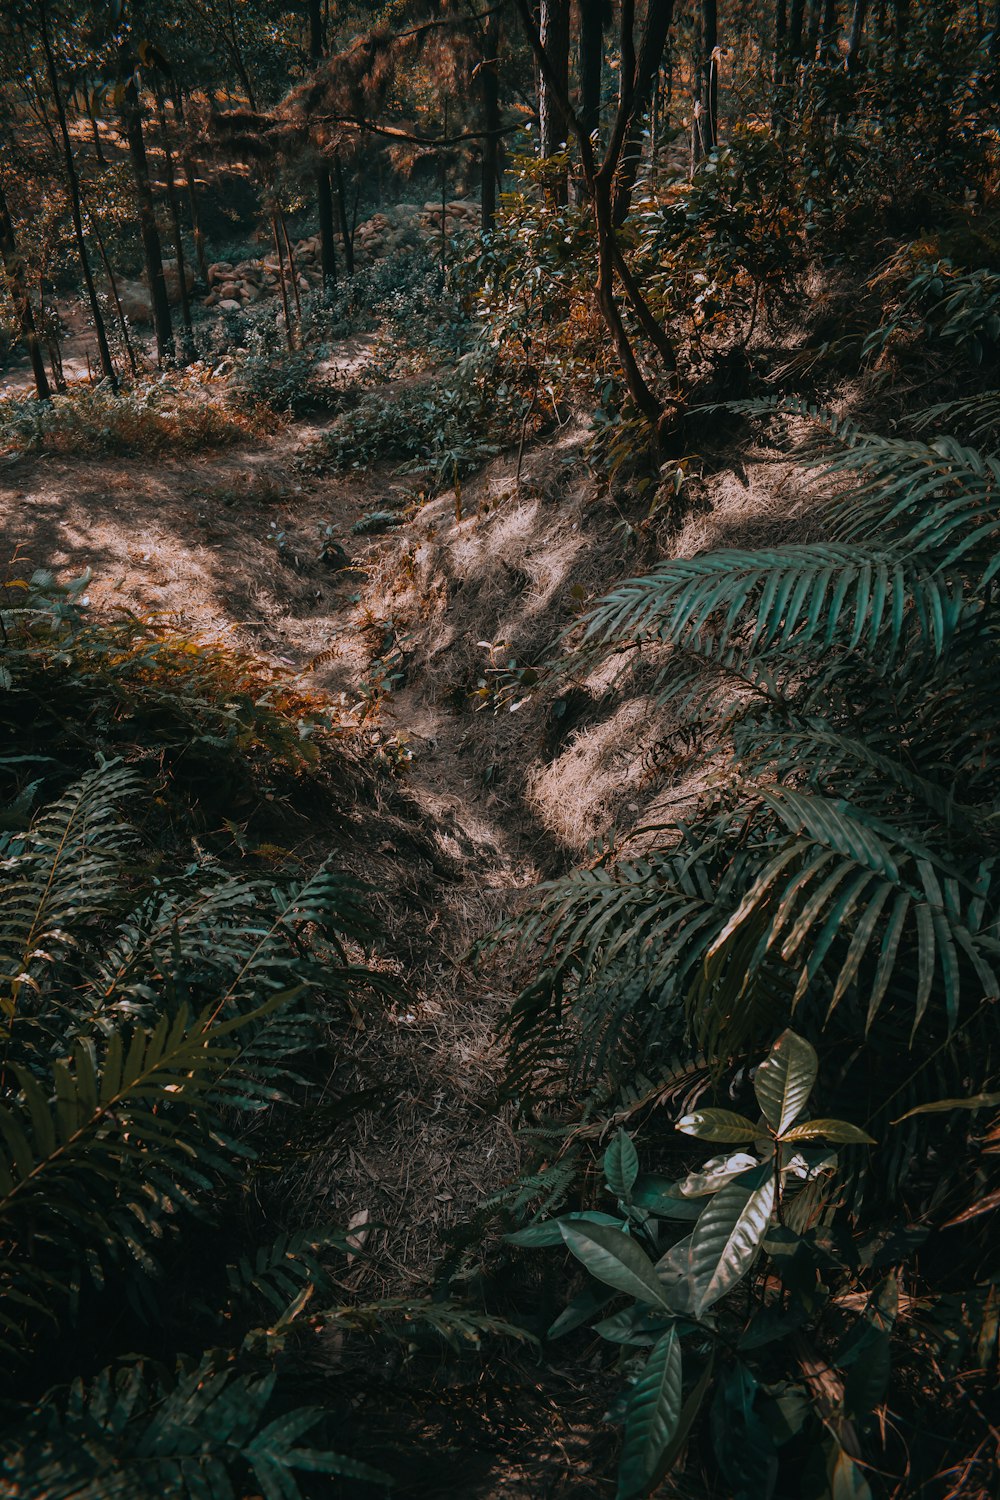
[[115, 277, 153, 324], [218, 299, 241, 312], [160, 259, 195, 304], [234, 260, 262, 279], [207, 261, 234, 283], [241, 283, 262, 302], [203, 291, 219, 307], [218, 282, 242, 301]]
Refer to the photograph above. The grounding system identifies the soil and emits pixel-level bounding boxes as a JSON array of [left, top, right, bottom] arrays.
[[0, 357, 811, 1496]]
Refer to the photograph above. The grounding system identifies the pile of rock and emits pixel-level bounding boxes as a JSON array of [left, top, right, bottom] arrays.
[[198, 201, 481, 311], [203, 247, 325, 311], [418, 199, 479, 236]]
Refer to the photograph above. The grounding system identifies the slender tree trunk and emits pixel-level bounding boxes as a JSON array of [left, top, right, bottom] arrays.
[[87, 102, 107, 166], [171, 88, 209, 283], [819, 0, 839, 55], [480, 14, 501, 231], [0, 180, 50, 400], [153, 85, 194, 359], [279, 214, 303, 326], [846, 0, 868, 70], [578, 0, 603, 142], [270, 214, 294, 350], [308, 0, 337, 293], [611, 0, 678, 227], [90, 211, 139, 378], [702, 0, 719, 153], [120, 77, 173, 364], [334, 153, 354, 274], [539, 0, 570, 202], [38, 0, 116, 387]]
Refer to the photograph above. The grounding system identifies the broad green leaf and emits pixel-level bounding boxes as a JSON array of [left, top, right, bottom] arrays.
[[892, 1091, 1000, 1123], [617, 1328, 683, 1500], [828, 1446, 873, 1500], [754, 1030, 817, 1135], [548, 1284, 616, 1339], [559, 1221, 672, 1309], [689, 1174, 776, 1316], [676, 1109, 759, 1143], [505, 1211, 622, 1248], [604, 1129, 640, 1201], [632, 1175, 705, 1220], [781, 1119, 875, 1145], [674, 1151, 758, 1197]]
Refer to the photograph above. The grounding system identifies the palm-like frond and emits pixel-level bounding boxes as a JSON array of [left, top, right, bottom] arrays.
[[0, 763, 140, 1016], [502, 401, 1000, 1186], [2, 1357, 387, 1499], [579, 544, 964, 660]]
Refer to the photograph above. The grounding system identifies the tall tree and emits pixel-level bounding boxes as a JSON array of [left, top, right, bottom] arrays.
[[479, 12, 502, 231], [578, 0, 604, 141], [37, 0, 117, 387], [516, 0, 680, 434], [0, 177, 50, 400], [539, 0, 570, 201], [308, 0, 337, 294], [119, 72, 173, 364]]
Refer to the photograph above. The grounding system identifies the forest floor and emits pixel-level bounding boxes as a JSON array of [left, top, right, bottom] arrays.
[[0, 352, 812, 1496]]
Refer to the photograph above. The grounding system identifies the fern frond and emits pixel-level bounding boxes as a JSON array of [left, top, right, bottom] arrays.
[[1, 1356, 388, 1498], [0, 763, 140, 1018], [578, 545, 964, 664]]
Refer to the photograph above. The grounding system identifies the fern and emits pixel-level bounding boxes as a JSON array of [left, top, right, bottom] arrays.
[[501, 402, 1000, 1195], [1, 1357, 388, 1499]]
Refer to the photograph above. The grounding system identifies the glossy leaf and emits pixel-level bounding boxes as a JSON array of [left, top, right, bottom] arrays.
[[505, 1211, 623, 1248], [558, 1221, 672, 1309], [676, 1109, 759, 1143], [617, 1328, 683, 1500], [689, 1173, 776, 1316], [754, 1031, 818, 1135], [604, 1129, 640, 1202], [781, 1119, 875, 1145]]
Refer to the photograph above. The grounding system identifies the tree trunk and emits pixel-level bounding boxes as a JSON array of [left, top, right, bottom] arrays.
[[514, 0, 681, 436], [334, 153, 354, 275], [90, 210, 139, 378], [38, 0, 116, 387], [153, 85, 194, 360], [578, 0, 603, 142], [308, 0, 337, 293], [480, 14, 501, 231], [0, 180, 50, 400], [819, 0, 839, 55], [846, 0, 868, 70], [171, 88, 210, 284], [539, 0, 570, 202], [700, 0, 718, 156], [120, 77, 173, 364], [611, 0, 678, 227], [271, 215, 295, 350]]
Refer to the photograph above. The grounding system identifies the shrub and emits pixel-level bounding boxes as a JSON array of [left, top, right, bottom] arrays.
[[0, 373, 264, 457]]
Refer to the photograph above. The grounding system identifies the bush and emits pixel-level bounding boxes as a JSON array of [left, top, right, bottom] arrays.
[[0, 372, 263, 457]]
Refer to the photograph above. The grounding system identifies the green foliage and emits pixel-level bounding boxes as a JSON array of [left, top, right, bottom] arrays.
[[0, 752, 396, 1491], [867, 251, 1000, 368], [298, 350, 516, 486], [0, 569, 358, 828], [507, 1034, 881, 1500], [0, 374, 262, 457]]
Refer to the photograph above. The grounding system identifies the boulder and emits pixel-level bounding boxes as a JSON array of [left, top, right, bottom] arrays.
[[234, 260, 263, 280], [218, 282, 242, 301], [207, 261, 234, 284], [115, 277, 153, 324], [218, 299, 241, 312], [160, 258, 195, 304]]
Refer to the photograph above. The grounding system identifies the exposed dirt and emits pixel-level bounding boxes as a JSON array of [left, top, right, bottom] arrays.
[[0, 376, 811, 1496]]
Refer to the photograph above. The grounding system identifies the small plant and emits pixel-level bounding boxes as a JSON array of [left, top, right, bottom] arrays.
[[508, 1032, 876, 1500]]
